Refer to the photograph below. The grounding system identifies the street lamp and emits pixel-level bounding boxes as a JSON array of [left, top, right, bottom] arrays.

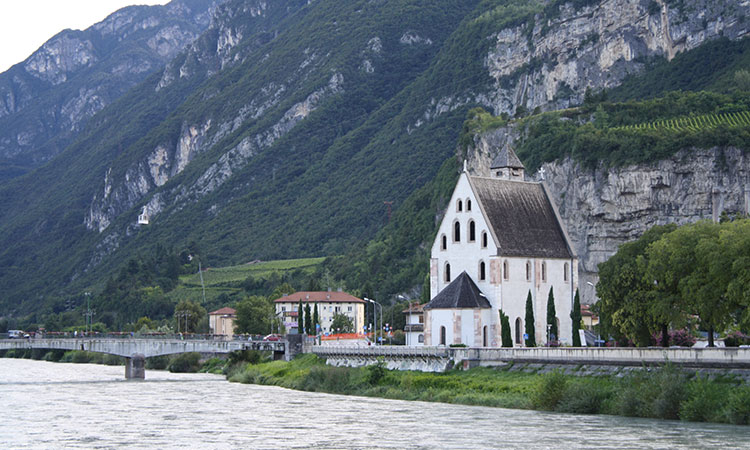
[[364, 298, 382, 345]]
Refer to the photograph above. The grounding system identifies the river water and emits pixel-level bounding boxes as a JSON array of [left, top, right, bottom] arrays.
[[1, 359, 749, 449]]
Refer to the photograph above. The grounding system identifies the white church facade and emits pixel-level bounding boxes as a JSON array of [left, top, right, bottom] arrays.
[[423, 147, 578, 347]]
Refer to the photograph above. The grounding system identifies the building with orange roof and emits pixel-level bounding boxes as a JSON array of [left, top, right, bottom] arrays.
[[208, 307, 237, 338], [273, 290, 366, 335]]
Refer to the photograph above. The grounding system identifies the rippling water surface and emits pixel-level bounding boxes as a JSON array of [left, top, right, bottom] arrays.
[[1, 358, 749, 449]]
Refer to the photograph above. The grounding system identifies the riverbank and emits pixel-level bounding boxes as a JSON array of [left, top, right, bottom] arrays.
[[0, 348, 225, 374], [227, 354, 750, 426]]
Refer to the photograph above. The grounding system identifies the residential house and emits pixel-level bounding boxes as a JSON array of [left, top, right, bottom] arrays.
[[208, 307, 236, 338], [273, 290, 366, 334]]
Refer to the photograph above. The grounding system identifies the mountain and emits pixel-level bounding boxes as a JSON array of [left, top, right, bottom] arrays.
[[0, 0, 224, 181], [1, 0, 749, 320]]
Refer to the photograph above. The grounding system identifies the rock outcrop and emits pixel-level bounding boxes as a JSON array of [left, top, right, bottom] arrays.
[[484, 0, 749, 116], [467, 125, 750, 304], [0, 0, 225, 177]]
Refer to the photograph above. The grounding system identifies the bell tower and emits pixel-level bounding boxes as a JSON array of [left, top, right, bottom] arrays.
[[490, 143, 525, 181]]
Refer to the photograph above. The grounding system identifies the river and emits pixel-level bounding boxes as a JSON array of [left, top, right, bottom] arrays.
[[1, 358, 749, 449]]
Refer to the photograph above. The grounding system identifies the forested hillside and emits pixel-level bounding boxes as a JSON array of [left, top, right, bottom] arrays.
[[0, 0, 223, 181], [1, 0, 748, 329]]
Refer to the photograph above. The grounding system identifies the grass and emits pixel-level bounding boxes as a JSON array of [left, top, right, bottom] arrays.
[[166, 257, 326, 304], [179, 257, 325, 286], [227, 354, 750, 425]]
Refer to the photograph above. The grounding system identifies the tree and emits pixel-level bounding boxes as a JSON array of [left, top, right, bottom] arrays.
[[174, 300, 206, 333], [647, 220, 738, 347], [234, 296, 273, 335], [313, 303, 320, 334], [724, 220, 750, 329], [304, 304, 312, 335], [546, 287, 558, 343], [571, 289, 582, 347], [500, 310, 513, 348], [297, 299, 304, 334], [524, 290, 536, 347], [330, 313, 353, 333], [596, 224, 677, 346]]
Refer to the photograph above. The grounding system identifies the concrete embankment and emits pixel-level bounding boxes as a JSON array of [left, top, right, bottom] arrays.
[[312, 346, 750, 373]]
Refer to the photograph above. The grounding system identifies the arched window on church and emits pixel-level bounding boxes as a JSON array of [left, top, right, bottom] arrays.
[[515, 317, 522, 345], [483, 326, 488, 347], [526, 261, 531, 281], [441, 234, 447, 251], [440, 326, 446, 345], [481, 231, 488, 248], [467, 199, 472, 211], [564, 262, 569, 282], [469, 220, 476, 242], [454, 221, 461, 242], [503, 260, 509, 280], [457, 200, 463, 212], [541, 262, 547, 282], [444, 262, 451, 283], [479, 261, 486, 281]]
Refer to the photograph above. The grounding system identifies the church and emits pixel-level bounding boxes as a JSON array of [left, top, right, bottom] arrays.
[[423, 146, 578, 347]]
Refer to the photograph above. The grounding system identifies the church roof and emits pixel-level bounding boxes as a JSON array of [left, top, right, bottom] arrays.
[[424, 272, 491, 310], [490, 144, 524, 169], [469, 176, 573, 259]]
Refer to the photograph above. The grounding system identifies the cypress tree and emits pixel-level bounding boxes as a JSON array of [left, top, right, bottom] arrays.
[[546, 286, 558, 343], [297, 299, 304, 334], [304, 304, 312, 336], [500, 310, 513, 348], [524, 290, 536, 347], [313, 303, 319, 335], [571, 288, 582, 347]]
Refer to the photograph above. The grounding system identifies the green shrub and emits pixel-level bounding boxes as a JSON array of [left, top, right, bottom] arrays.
[[557, 381, 610, 414], [146, 355, 170, 370], [652, 367, 688, 420], [200, 357, 226, 374], [680, 377, 727, 422], [532, 370, 567, 410], [301, 365, 353, 392], [726, 386, 750, 425], [365, 359, 387, 386], [167, 352, 201, 373]]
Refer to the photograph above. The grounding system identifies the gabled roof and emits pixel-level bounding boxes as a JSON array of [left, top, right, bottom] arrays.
[[273, 291, 366, 303], [209, 307, 236, 316], [424, 272, 491, 310], [469, 176, 573, 259], [490, 143, 524, 169], [402, 303, 425, 314]]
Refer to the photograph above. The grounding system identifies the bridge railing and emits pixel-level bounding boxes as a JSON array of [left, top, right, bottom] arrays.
[[4, 332, 272, 341]]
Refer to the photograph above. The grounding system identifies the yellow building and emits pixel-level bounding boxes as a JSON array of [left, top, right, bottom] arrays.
[[273, 291, 366, 335], [209, 307, 236, 337]]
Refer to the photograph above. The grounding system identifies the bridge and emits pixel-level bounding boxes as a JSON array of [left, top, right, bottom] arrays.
[[0, 336, 304, 379]]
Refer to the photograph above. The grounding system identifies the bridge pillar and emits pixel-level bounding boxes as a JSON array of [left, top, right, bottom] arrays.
[[284, 334, 304, 361], [125, 354, 145, 380]]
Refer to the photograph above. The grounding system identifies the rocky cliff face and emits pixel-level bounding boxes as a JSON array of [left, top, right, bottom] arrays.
[[84, 0, 315, 233], [461, 0, 750, 303], [0, 0, 224, 177], [542, 148, 750, 303], [484, 0, 749, 116], [467, 125, 750, 303]]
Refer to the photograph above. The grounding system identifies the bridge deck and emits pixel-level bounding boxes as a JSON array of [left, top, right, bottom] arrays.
[[0, 338, 285, 358]]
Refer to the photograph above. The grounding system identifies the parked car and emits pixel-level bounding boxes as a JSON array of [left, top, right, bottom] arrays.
[[263, 334, 282, 341], [8, 330, 28, 339]]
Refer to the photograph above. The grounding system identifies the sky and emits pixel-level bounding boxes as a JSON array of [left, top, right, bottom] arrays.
[[0, 1, 170, 73]]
